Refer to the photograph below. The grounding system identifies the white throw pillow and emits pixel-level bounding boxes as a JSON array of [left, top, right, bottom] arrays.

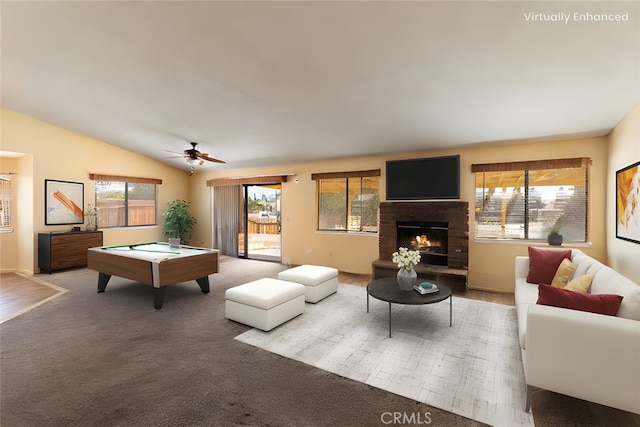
[[591, 269, 640, 321]]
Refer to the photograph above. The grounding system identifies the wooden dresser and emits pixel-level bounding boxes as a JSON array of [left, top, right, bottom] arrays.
[[38, 231, 103, 273]]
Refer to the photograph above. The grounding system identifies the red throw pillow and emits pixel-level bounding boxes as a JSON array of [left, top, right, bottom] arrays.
[[526, 247, 572, 285], [537, 285, 624, 316]]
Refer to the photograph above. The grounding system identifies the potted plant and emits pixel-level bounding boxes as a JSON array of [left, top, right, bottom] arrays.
[[162, 200, 197, 248], [547, 221, 563, 246]]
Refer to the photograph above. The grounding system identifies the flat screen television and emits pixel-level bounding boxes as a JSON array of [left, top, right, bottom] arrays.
[[386, 155, 460, 200]]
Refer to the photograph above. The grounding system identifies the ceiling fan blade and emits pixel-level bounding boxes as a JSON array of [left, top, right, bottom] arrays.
[[164, 149, 187, 156], [198, 153, 226, 164], [165, 142, 225, 165]]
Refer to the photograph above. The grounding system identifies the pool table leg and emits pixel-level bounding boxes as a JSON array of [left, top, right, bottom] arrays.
[[153, 287, 167, 310], [195, 276, 210, 293], [97, 272, 111, 293]]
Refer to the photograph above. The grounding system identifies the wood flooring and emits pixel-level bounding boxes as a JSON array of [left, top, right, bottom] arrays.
[[0, 272, 66, 323], [340, 271, 516, 305]]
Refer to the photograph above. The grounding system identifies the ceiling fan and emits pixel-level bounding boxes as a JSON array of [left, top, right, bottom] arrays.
[[165, 142, 226, 166]]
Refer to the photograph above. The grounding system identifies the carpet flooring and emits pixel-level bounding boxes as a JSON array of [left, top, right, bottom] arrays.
[[3, 258, 638, 426], [0, 257, 485, 427], [236, 284, 533, 427]]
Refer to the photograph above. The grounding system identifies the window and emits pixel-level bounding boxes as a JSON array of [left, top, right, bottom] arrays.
[[312, 170, 380, 233], [0, 175, 12, 232], [90, 174, 161, 228], [473, 158, 590, 242]]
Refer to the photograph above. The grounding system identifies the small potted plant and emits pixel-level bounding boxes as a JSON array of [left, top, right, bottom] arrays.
[[162, 200, 197, 248], [547, 221, 563, 246]]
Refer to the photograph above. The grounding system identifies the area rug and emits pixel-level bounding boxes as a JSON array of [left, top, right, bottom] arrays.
[[236, 284, 534, 427], [2, 262, 487, 427]]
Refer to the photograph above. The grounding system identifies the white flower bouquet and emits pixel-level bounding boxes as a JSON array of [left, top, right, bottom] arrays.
[[392, 247, 421, 272]]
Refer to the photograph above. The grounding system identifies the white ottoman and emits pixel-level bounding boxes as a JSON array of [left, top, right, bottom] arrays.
[[225, 278, 305, 331], [278, 265, 338, 303]]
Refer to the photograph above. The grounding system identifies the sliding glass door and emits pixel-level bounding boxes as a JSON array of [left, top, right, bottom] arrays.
[[239, 184, 281, 261]]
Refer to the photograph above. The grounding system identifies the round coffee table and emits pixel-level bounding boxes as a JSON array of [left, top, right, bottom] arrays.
[[367, 277, 452, 337]]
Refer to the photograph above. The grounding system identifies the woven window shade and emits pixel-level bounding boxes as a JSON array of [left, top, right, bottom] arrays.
[[89, 174, 162, 185], [311, 169, 381, 180], [206, 175, 290, 187], [471, 158, 591, 173]]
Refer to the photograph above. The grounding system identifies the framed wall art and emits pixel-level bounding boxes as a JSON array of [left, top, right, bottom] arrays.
[[45, 179, 84, 225], [616, 161, 640, 244]]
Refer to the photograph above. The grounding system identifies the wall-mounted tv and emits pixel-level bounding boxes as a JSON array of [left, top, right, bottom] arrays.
[[386, 155, 460, 200]]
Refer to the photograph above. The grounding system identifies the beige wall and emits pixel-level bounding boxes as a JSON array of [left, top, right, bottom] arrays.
[[465, 138, 608, 292], [607, 102, 640, 283], [189, 157, 383, 274], [0, 108, 191, 274], [0, 157, 21, 272], [191, 136, 609, 292], [0, 154, 35, 275], [1, 105, 624, 292]]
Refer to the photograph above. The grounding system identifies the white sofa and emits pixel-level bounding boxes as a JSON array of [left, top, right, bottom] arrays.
[[515, 249, 640, 414]]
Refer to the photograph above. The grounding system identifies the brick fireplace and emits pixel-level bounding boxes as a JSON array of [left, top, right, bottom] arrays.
[[378, 201, 469, 269]]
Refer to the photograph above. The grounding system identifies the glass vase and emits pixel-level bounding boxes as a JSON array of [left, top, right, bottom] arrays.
[[86, 218, 97, 231], [397, 268, 417, 291]]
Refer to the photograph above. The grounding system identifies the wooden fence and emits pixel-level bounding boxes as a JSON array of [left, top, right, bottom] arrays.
[[97, 201, 280, 233], [247, 218, 279, 234], [97, 200, 156, 227]]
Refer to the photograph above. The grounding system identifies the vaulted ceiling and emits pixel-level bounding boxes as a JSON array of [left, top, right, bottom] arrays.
[[2, 1, 638, 171]]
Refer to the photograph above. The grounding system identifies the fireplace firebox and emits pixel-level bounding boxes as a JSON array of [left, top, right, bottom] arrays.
[[396, 221, 448, 266]]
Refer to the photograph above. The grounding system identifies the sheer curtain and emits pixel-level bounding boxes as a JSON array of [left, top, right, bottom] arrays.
[[212, 185, 241, 257]]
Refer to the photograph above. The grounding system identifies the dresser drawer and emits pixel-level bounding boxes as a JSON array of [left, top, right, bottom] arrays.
[[39, 231, 104, 273], [50, 233, 103, 246]]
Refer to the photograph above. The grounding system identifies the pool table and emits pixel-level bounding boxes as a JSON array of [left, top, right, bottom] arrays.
[[87, 242, 220, 309]]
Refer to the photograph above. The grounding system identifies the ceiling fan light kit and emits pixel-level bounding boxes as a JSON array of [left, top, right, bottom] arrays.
[[187, 158, 204, 166]]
